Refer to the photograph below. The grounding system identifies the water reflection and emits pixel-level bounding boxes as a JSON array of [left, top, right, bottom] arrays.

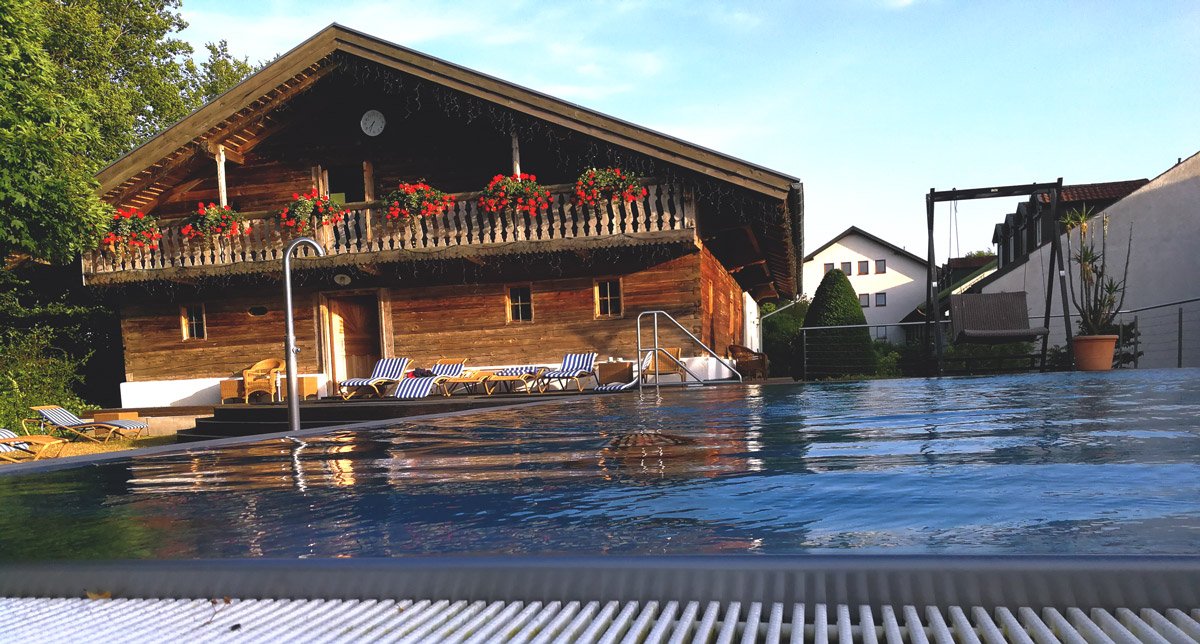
[[0, 369, 1198, 559]]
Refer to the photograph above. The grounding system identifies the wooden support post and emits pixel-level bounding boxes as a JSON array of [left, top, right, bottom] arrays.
[[215, 145, 228, 207], [926, 189, 941, 374], [511, 132, 521, 175], [362, 160, 375, 243]]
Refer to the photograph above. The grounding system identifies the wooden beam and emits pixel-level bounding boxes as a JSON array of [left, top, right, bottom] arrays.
[[207, 142, 244, 164], [511, 132, 521, 175], [730, 259, 766, 274], [216, 145, 228, 207], [107, 146, 205, 206], [136, 176, 206, 214], [462, 255, 486, 268], [363, 160, 375, 201]]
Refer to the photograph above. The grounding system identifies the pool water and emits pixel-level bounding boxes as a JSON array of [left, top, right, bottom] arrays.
[[1, 369, 1198, 559]]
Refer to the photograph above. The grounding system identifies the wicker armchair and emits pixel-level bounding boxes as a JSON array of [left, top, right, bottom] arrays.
[[242, 358, 285, 403], [728, 345, 768, 380]]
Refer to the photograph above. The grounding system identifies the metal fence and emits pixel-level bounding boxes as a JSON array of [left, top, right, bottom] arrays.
[[779, 295, 1200, 380]]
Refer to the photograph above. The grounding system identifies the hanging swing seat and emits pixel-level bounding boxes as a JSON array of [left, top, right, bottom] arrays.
[[949, 292, 1048, 344]]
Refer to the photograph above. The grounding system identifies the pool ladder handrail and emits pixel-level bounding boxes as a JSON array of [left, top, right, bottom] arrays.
[[635, 310, 742, 394]]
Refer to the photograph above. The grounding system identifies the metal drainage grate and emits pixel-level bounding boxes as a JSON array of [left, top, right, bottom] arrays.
[[0, 597, 1197, 643]]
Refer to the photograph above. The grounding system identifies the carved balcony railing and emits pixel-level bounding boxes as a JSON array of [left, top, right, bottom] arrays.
[[83, 182, 694, 282]]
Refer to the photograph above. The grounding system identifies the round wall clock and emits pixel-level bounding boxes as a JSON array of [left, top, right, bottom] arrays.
[[360, 109, 386, 136]]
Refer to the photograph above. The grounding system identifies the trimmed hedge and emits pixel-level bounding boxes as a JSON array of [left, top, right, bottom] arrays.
[[798, 270, 877, 379]]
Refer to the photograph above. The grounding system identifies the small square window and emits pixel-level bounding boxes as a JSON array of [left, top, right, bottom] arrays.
[[823, 262, 834, 274], [875, 326, 888, 340], [859, 293, 870, 308], [507, 286, 533, 322], [841, 262, 852, 274], [595, 278, 622, 318], [876, 259, 887, 273], [875, 292, 887, 307], [858, 260, 869, 275], [181, 304, 206, 340]]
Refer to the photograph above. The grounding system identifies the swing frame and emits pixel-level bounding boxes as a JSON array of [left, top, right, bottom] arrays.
[[924, 178, 1073, 374]]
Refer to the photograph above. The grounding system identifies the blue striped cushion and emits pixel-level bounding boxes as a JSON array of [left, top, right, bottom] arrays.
[[0, 428, 26, 452], [340, 378, 375, 387], [431, 362, 465, 377], [494, 366, 539, 376], [391, 376, 438, 399], [104, 419, 147, 430], [558, 352, 597, 374], [594, 382, 633, 392], [369, 357, 410, 381], [37, 406, 86, 428]]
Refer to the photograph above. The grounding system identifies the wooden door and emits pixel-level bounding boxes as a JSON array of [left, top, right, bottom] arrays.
[[328, 294, 381, 383]]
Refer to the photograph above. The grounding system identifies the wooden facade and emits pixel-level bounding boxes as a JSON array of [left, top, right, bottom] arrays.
[[89, 26, 801, 400]]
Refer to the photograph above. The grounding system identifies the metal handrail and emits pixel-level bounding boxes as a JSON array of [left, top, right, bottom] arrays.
[[635, 310, 742, 394]]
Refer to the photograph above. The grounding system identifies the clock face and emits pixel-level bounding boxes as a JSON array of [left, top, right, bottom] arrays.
[[360, 109, 385, 136]]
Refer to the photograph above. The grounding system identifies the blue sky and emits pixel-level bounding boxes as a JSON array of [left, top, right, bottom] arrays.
[[179, 0, 1199, 261]]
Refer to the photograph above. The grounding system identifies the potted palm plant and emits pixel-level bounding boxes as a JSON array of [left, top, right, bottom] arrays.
[[1062, 206, 1132, 371]]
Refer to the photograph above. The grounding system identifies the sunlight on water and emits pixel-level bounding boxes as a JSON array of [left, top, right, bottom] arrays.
[[1, 369, 1198, 559]]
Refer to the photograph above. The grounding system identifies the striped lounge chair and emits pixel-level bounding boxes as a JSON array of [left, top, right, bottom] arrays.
[[538, 352, 598, 392], [0, 428, 67, 463], [29, 406, 146, 443], [483, 366, 545, 395], [339, 357, 410, 399], [390, 360, 467, 400]]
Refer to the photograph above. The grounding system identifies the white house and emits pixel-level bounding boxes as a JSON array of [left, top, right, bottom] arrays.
[[981, 150, 1200, 368], [802, 226, 928, 342]]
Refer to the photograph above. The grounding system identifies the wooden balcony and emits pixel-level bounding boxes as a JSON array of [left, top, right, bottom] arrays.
[[83, 183, 695, 284]]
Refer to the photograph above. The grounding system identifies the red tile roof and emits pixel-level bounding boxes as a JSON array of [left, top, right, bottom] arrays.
[[1036, 179, 1149, 203]]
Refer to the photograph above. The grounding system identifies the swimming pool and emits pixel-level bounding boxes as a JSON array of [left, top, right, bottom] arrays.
[[1, 369, 1197, 559]]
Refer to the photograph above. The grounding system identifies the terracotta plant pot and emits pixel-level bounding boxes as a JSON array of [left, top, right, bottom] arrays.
[[1073, 334, 1118, 371]]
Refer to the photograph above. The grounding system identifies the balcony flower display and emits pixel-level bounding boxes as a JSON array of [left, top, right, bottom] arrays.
[[384, 181, 456, 221], [573, 167, 647, 207], [103, 208, 162, 251], [181, 202, 250, 241], [278, 189, 348, 233], [477, 173, 551, 217]]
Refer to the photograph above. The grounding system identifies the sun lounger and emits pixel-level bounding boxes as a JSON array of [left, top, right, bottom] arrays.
[[538, 352, 598, 392], [390, 375, 441, 399], [28, 406, 146, 443], [430, 360, 466, 377], [339, 357, 410, 399], [482, 366, 545, 395], [438, 371, 491, 396], [0, 428, 67, 463]]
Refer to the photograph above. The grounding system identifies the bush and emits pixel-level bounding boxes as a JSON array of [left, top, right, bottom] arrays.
[[798, 270, 877, 379], [0, 327, 95, 433], [760, 299, 808, 377]]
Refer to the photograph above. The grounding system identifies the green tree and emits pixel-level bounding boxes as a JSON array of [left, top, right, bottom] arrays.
[[184, 40, 255, 106], [760, 299, 808, 377], [0, 0, 110, 262], [798, 269, 877, 379]]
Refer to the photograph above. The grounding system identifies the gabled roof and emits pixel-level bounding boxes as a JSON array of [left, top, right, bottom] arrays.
[[97, 24, 798, 202], [802, 226, 927, 266]]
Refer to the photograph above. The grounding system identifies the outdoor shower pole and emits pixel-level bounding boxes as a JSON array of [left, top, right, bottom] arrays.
[[284, 237, 326, 433]]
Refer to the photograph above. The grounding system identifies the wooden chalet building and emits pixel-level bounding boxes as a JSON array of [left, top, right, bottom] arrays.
[[90, 25, 802, 407]]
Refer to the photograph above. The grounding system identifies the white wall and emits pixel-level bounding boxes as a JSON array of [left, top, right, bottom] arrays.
[[803, 233, 927, 342], [121, 374, 330, 408], [743, 292, 761, 352], [982, 151, 1200, 368]]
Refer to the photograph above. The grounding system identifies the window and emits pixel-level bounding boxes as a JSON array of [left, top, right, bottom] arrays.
[[858, 260, 869, 275], [840, 262, 852, 274], [875, 292, 887, 307], [823, 262, 834, 274], [875, 259, 887, 274], [181, 304, 206, 340], [326, 163, 366, 204], [507, 285, 533, 322], [595, 278, 622, 318], [247, 305, 268, 317], [859, 293, 870, 308], [876, 326, 888, 340]]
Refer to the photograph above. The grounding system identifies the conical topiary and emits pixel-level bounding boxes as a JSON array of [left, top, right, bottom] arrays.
[[797, 269, 877, 379]]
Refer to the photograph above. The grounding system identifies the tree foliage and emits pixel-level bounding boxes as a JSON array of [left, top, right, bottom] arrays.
[[0, 327, 96, 434], [760, 299, 808, 377], [798, 269, 877, 379], [0, 0, 255, 262]]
